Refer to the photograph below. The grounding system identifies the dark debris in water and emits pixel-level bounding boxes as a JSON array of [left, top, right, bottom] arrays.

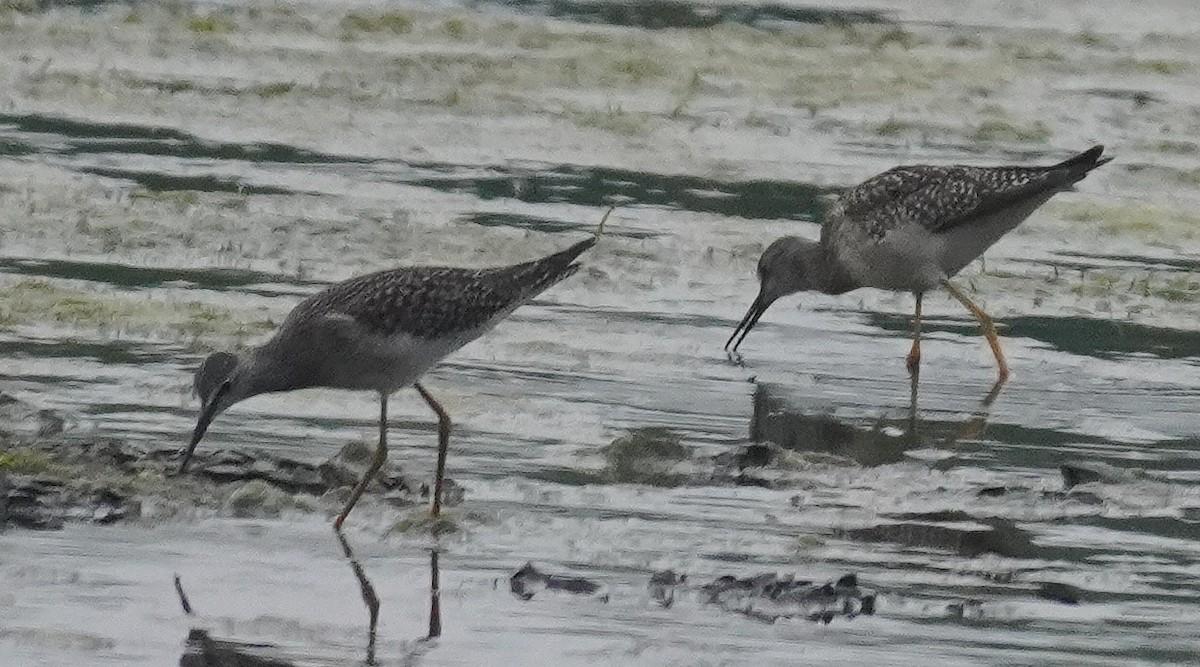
[[1060, 460, 1134, 489], [840, 512, 1038, 559], [180, 628, 298, 667], [693, 571, 875, 623], [509, 564, 875, 622], [649, 569, 688, 608], [509, 562, 610, 602], [1036, 582, 1084, 605]]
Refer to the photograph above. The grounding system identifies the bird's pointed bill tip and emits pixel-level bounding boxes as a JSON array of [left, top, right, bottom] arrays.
[[726, 293, 773, 353], [178, 400, 220, 474]]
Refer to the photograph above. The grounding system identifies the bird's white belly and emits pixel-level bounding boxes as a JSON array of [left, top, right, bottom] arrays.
[[317, 328, 483, 394]]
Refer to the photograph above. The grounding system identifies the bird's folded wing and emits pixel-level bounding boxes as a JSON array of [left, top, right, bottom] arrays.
[[835, 165, 1077, 238]]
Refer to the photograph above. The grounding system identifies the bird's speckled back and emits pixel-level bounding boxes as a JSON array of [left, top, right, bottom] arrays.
[[281, 237, 596, 341], [824, 146, 1111, 242]]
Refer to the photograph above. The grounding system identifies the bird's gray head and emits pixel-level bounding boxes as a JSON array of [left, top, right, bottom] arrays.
[[725, 236, 820, 353], [179, 351, 248, 473]]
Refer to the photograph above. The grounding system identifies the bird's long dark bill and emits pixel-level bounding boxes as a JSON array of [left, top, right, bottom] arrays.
[[725, 293, 773, 352], [179, 402, 219, 474]]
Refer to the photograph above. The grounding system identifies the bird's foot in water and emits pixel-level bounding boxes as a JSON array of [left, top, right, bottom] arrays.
[[726, 349, 745, 367]]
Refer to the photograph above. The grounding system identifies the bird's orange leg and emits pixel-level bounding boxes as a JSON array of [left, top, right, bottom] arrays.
[[334, 392, 389, 530], [415, 382, 452, 518], [943, 281, 1009, 384], [906, 292, 923, 377]]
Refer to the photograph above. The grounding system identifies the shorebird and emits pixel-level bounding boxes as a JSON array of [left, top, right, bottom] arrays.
[[179, 218, 606, 528], [726, 146, 1112, 382]]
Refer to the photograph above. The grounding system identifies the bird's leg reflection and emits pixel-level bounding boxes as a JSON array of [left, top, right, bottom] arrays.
[[428, 549, 442, 639], [907, 374, 1003, 447], [952, 380, 1004, 444], [334, 528, 379, 665], [908, 367, 920, 434]]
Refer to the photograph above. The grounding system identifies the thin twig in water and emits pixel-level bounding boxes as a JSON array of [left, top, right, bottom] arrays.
[[174, 573, 194, 616], [595, 205, 616, 239]]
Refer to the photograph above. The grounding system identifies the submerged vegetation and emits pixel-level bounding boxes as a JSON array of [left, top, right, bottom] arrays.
[[1068, 270, 1200, 304], [0, 278, 276, 343], [0, 2, 1134, 145], [185, 12, 236, 35], [600, 427, 690, 486], [969, 119, 1051, 143], [0, 447, 58, 474], [339, 9, 414, 37], [1049, 201, 1200, 240]]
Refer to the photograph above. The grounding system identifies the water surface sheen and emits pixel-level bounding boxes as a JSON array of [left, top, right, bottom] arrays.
[[1, 1, 1200, 666]]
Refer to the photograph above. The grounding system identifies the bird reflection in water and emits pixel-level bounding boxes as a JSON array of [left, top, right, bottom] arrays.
[[749, 378, 1001, 465], [176, 542, 443, 666]]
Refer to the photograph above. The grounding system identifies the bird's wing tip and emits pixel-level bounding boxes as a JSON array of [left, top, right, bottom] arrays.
[[1060, 145, 1112, 171]]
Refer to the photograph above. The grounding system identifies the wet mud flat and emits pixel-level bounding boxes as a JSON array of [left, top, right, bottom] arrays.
[[2, 0, 1200, 665], [0, 392, 448, 532]]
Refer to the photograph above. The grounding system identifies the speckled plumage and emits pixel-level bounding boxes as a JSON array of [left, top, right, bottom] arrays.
[[727, 146, 1113, 378], [817, 146, 1113, 294], [286, 236, 594, 341], [827, 146, 1111, 243]]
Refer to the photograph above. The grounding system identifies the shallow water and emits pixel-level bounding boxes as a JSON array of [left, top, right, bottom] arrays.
[[2, 0, 1200, 665]]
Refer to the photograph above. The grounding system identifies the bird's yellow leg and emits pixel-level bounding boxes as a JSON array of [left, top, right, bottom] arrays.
[[416, 382, 452, 518], [334, 392, 389, 530], [943, 281, 1009, 384]]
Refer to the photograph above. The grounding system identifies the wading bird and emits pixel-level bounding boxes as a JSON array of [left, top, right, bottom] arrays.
[[180, 219, 606, 528], [726, 146, 1112, 383]]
